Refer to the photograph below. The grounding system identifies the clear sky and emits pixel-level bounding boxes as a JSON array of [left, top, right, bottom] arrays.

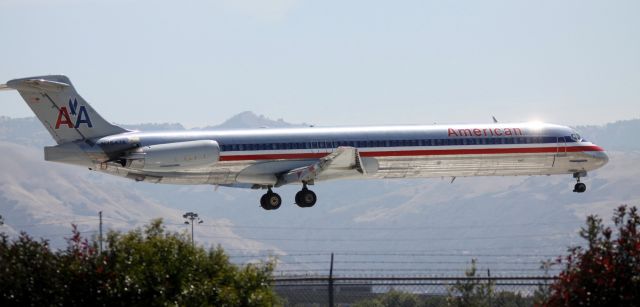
[[1, 0, 638, 128]]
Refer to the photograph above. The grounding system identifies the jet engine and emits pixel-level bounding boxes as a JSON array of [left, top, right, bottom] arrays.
[[125, 140, 220, 171]]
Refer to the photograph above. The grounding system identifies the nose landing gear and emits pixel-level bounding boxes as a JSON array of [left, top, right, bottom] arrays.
[[573, 181, 586, 193], [573, 172, 587, 193]]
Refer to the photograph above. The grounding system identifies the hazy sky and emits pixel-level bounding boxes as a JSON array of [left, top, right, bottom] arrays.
[[1, 0, 638, 128]]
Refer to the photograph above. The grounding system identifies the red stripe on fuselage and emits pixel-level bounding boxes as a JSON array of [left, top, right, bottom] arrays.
[[218, 145, 605, 162]]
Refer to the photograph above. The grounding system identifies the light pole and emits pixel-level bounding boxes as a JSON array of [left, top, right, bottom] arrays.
[[183, 212, 203, 247]]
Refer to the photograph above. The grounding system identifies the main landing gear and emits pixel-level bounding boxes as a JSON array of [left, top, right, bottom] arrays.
[[259, 183, 317, 210], [573, 172, 587, 193], [260, 188, 282, 210], [295, 183, 317, 208]]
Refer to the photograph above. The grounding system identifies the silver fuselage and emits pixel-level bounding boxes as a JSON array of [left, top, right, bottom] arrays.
[[71, 122, 608, 186]]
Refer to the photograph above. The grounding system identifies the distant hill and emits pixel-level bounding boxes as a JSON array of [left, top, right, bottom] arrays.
[[575, 119, 640, 151], [0, 116, 51, 147], [0, 114, 638, 275], [198, 111, 310, 130]]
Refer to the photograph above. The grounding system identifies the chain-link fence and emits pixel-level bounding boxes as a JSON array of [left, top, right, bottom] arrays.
[[273, 276, 557, 307]]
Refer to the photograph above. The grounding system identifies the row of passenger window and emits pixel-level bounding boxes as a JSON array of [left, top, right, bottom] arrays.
[[220, 136, 575, 152]]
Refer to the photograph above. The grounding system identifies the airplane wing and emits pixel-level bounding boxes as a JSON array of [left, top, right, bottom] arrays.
[[275, 146, 373, 187], [233, 146, 379, 188]]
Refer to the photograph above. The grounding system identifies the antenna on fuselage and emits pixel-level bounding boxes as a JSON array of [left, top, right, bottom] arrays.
[[492, 116, 498, 123]]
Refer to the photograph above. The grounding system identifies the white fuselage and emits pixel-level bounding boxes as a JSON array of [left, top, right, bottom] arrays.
[[84, 122, 608, 186]]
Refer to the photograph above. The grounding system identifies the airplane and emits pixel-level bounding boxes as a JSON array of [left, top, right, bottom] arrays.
[[0, 75, 609, 210]]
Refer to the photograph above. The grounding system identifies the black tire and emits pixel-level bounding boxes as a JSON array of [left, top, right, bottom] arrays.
[[296, 189, 317, 208], [295, 191, 303, 206], [260, 194, 270, 210], [573, 182, 587, 193]]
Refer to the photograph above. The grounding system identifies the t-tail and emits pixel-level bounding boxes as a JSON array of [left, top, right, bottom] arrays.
[[1, 75, 127, 144]]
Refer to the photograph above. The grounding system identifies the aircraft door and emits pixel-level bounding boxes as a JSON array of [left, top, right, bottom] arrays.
[[556, 137, 567, 157]]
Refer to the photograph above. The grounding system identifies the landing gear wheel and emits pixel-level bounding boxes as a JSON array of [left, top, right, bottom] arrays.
[[295, 188, 317, 208], [260, 194, 269, 210], [573, 182, 586, 193], [572, 172, 587, 193], [260, 191, 282, 210]]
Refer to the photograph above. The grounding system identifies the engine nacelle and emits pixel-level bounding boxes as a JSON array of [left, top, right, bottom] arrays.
[[126, 140, 220, 171]]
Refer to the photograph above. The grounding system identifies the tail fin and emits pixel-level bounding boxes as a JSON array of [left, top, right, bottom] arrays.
[[3, 75, 127, 144]]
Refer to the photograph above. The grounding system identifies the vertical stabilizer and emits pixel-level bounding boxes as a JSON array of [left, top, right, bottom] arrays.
[[4, 75, 127, 144]]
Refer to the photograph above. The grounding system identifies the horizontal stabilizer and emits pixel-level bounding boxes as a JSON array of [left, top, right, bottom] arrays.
[[8, 78, 70, 92]]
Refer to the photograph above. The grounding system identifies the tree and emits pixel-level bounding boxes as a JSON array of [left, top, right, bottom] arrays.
[[542, 205, 640, 306], [447, 259, 494, 307], [0, 232, 59, 306], [532, 259, 555, 305], [0, 219, 278, 306]]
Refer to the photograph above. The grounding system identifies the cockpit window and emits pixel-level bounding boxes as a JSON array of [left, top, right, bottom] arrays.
[[570, 133, 582, 142]]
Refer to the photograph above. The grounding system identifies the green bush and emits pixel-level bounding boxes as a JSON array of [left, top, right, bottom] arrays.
[[542, 205, 640, 306], [0, 219, 277, 306]]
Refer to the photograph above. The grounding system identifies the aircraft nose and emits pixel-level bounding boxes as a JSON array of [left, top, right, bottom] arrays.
[[588, 149, 609, 166]]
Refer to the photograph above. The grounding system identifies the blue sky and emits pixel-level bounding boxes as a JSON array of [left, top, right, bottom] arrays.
[[1, 0, 638, 127]]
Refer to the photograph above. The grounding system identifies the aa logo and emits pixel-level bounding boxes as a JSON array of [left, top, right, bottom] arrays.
[[55, 98, 93, 129]]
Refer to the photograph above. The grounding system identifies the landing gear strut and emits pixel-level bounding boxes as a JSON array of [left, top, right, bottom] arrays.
[[260, 188, 282, 210], [573, 172, 587, 193], [295, 183, 317, 208]]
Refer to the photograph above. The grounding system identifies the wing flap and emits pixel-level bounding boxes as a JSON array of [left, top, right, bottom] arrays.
[[276, 147, 366, 187]]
